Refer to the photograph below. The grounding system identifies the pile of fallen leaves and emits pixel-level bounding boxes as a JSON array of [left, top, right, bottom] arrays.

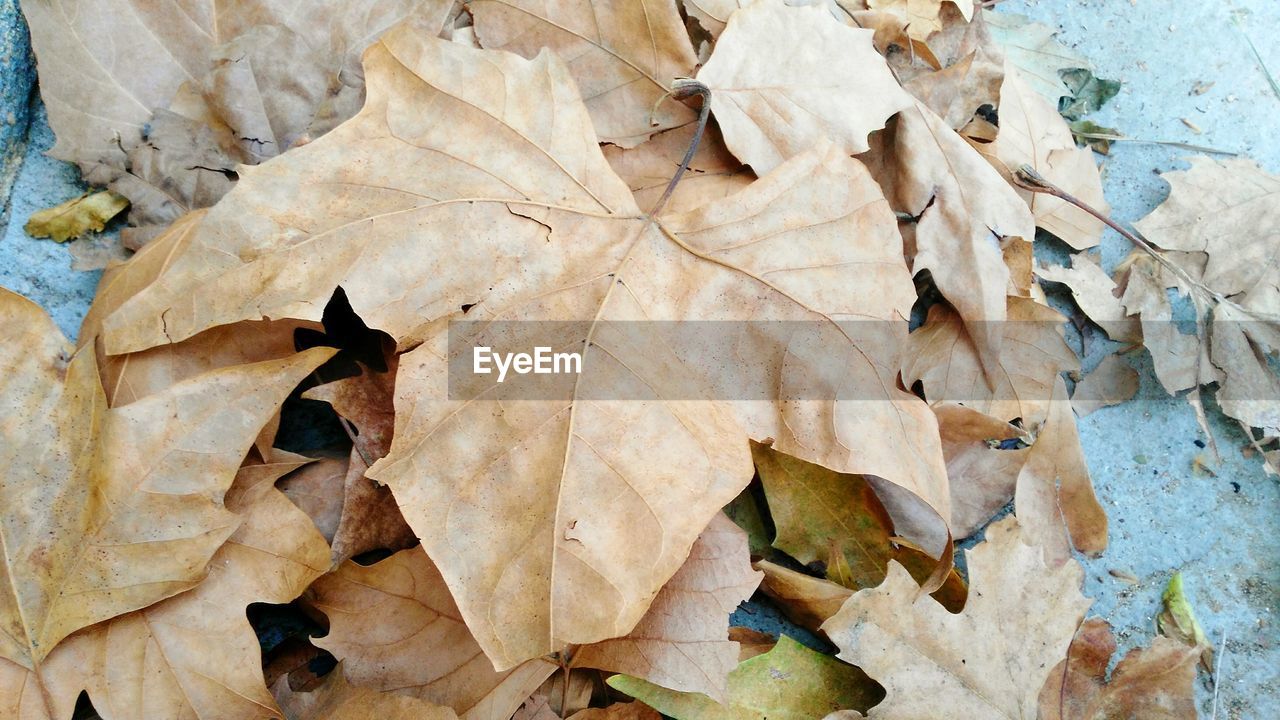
[[5, 0, 1277, 718]]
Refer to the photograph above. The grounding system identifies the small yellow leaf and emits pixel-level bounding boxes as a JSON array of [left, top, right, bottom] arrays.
[[24, 190, 129, 242]]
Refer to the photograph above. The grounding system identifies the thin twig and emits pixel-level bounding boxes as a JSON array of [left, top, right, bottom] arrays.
[[1211, 628, 1228, 720], [1234, 13, 1280, 102], [648, 79, 711, 218], [1069, 130, 1239, 156]]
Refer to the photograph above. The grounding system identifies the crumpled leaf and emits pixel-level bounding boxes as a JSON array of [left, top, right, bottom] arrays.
[[903, 297, 1079, 426], [984, 11, 1089, 102], [602, 123, 752, 216], [273, 667, 458, 720], [0, 288, 333, 680], [608, 635, 884, 720], [1071, 354, 1139, 417], [101, 26, 952, 671], [21, 0, 447, 237], [1036, 254, 1142, 344], [47, 451, 330, 720], [870, 101, 1035, 379], [902, 46, 1003, 130], [1057, 69, 1121, 121], [980, 65, 1108, 250], [469, 0, 699, 147], [307, 547, 557, 720], [682, 0, 751, 39], [1038, 618, 1200, 720], [754, 560, 852, 632], [697, 2, 913, 174], [822, 516, 1091, 719], [1015, 376, 1108, 566], [571, 514, 763, 700], [23, 190, 128, 242], [867, 0, 973, 42], [934, 403, 1029, 538], [1157, 572, 1214, 671]]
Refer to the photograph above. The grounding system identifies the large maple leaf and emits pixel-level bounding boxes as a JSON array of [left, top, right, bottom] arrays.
[[102, 24, 950, 670]]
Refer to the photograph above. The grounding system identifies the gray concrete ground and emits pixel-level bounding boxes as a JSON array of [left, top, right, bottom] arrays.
[[1, 1, 1277, 717]]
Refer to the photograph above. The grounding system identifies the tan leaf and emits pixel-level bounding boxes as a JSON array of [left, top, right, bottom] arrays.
[[683, 0, 752, 39], [871, 100, 1035, 377], [21, 0, 447, 232], [308, 547, 557, 720], [23, 191, 128, 242], [726, 628, 775, 661], [754, 561, 852, 632], [697, 2, 913, 174], [1071, 354, 1139, 417], [1119, 254, 1214, 395], [277, 455, 350, 544], [1015, 377, 1108, 566], [902, 48, 1003, 129], [1134, 157, 1280, 313], [273, 667, 458, 720], [468, 0, 698, 147], [934, 403, 1029, 538], [866, 0, 947, 42], [1038, 618, 1200, 720], [0, 289, 332, 683], [981, 66, 1107, 249], [602, 123, 752, 216], [984, 11, 1089, 102], [101, 27, 950, 671], [50, 451, 330, 720], [571, 514, 763, 700], [1036, 254, 1142, 344], [822, 516, 1091, 719], [903, 296, 1078, 425], [1210, 302, 1280, 440]]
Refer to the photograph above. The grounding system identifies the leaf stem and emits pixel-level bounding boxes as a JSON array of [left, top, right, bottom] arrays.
[[648, 79, 711, 218]]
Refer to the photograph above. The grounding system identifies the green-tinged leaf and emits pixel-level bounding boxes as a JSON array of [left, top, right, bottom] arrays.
[[608, 635, 882, 720], [723, 489, 773, 558], [1058, 69, 1121, 120], [751, 442, 894, 590], [985, 11, 1089, 102], [1068, 119, 1121, 154], [1158, 571, 1214, 671], [24, 191, 129, 242]]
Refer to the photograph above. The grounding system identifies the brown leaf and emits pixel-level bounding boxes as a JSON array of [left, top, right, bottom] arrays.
[[602, 123, 752, 216], [1016, 376, 1108, 566], [50, 451, 331, 720], [23, 191, 128, 243], [1038, 619, 1200, 720], [870, 101, 1035, 378], [469, 0, 698, 147], [822, 516, 1091, 719], [1118, 255, 1212, 395], [278, 455, 350, 544], [934, 403, 1029, 538], [1036, 254, 1142, 344], [902, 47, 1003, 129], [571, 514, 763, 700], [754, 561, 852, 633], [0, 289, 332, 683], [980, 66, 1108, 249], [21, 0, 447, 234], [903, 296, 1079, 425], [866, 0, 951, 42], [101, 26, 951, 672], [273, 667, 458, 720], [1071, 354, 1139, 417], [308, 547, 556, 720], [697, 2, 912, 174]]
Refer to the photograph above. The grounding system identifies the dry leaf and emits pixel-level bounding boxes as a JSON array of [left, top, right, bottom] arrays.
[[934, 403, 1029, 538], [1156, 571, 1214, 671], [572, 702, 663, 720], [1118, 255, 1209, 395], [1036, 254, 1142, 344], [822, 516, 1091, 719], [982, 65, 1107, 249], [903, 297, 1078, 425], [48, 451, 330, 720], [609, 635, 884, 720], [902, 47, 1003, 129], [754, 561, 852, 632], [984, 11, 1089, 102], [1071, 354, 1139, 417], [571, 514, 763, 700], [726, 628, 775, 661], [273, 667, 458, 720], [870, 101, 1035, 378], [101, 26, 952, 671], [866, 0, 950, 42], [469, 0, 698, 147], [683, 0, 751, 39], [21, 0, 446, 233], [23, 191, 128, 242], [697, 2, 913, 174], [1015, 376, 1108, 566], [602, 123, 752, 216], [1038, 618, 1200, 720], [277, 455, 350, 544], [308, 547, 557, 720], [0, 289, 332, 685]]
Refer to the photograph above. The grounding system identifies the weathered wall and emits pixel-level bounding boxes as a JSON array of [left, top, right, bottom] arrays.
[[0, 0, 35, 220]]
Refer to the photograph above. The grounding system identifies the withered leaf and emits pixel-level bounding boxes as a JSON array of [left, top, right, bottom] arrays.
[[984, 11, 1090, 102], [1071, 354, 1139, 417], [101, 26, 951, 671], [273, 667, 458, 720], [933, 403, 1029, 538], [1036, 254, 1142, 344], [23, 191, 128, 243], [698, 2, 912, 174], [0, 289, 332, 681], [823, 516, 1091, 719]]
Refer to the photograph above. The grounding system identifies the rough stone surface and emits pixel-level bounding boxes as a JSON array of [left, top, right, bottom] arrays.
[[0, 0, 35, 221]]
